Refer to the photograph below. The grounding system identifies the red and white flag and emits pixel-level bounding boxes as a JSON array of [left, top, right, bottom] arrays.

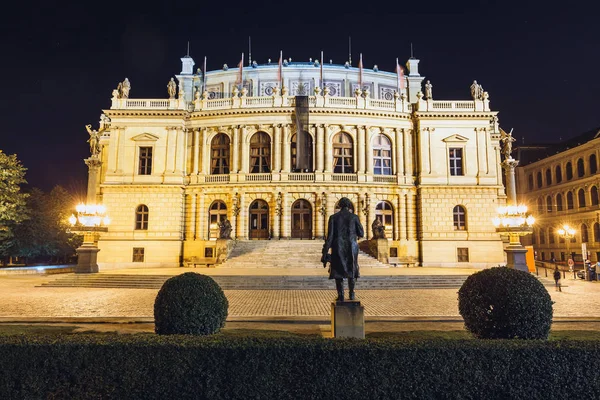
[[396, 58, 405, 92], [236, 53, 244, 86], [358, 53, 363, 89], [277, 50, 283, 85]]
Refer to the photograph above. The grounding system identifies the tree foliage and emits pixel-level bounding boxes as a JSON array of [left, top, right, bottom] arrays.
[[0, 150, 28, 256]]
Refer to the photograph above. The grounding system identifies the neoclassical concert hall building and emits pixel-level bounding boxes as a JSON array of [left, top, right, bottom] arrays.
[[88, 53, 506, 269]]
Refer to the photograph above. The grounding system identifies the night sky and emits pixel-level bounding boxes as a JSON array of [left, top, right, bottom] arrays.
[[2, 2, 599, 193]]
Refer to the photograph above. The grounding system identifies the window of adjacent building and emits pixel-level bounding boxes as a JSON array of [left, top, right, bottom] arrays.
[[595, 223, 600, 242], [578, 189, 586, 208], [373, 134, 392, 175], [457, 247, 469, 262], [539, 229, 546, 244], [132, 247, 145, 262], [211, 133, 230, 174], [138, 147, 153, 175], [577, 158, 585, 178], [582, 224, 589, 243], [536, 172, 543, 188], [449, 148, 464, 176], [453, 205, 467, 230], [537, 198, 544, 213], [549, 228, 555, 244], [527, 174, 534, 190], [545, 169, 552, 186], [291, 132, 314, 172], [250, 132, 271, 173], [333, 132, 354, 173], [375, 201, 394, 233], [590, 154, 598, 174], [135, 205, 149, 230], [546, 196, 553, 213], [555, 165, 562, 183], [556, 194, 564, 212], [567, 192, 574, 210], [591, 186, 599, 206], [566, 162, 573, 180]]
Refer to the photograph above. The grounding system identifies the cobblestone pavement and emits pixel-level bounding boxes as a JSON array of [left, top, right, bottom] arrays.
[[0, 271, 600, 319]]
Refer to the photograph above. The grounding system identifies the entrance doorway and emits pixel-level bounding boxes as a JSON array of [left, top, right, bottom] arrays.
[[249, 200, 269, 239], [291, 199, 312, 239]]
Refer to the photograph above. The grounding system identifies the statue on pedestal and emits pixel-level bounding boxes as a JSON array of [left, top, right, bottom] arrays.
[[218, 218, 232, 239], [500, 128, 516, 160], [470, 80, 483, 100], [425, 80, 433, 100], [321, 197, 364, 302], [120, 78, 131, 98], [167, 78, 177, 99], [372, 219, 386, 239], [85, 124, 104, 157]]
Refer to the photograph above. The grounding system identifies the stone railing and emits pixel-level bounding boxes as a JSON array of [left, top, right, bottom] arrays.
[[413, 98, 490, 112]]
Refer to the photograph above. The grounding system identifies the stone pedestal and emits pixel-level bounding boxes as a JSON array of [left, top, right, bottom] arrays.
[[331, 301, 365, 339], [368, 239, 389, 264], [75, 244, 100, 273], [505, 245, 528, 272], [215, 238, 234, 264]]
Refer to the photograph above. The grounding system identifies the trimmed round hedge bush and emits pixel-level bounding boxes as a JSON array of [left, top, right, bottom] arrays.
[[154, 272, 228, 335], [458, 267, 553, 339]]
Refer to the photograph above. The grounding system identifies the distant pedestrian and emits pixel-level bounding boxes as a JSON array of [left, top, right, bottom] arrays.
[[553, 267, 562, 292]]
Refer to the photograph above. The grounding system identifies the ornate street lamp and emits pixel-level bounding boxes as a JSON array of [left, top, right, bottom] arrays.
[[69, 203, 110, 273], [557, 224, 576, 278], [493, 205, 535, 272]]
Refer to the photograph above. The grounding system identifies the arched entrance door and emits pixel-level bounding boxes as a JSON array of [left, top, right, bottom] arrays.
[[249, 200, 269, 239], [291, 199, 312, 239]]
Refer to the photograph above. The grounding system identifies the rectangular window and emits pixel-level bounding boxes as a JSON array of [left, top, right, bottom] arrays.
[[449, 148, 464, 176], [457, 247, 469, 262], [132, 247, 145, 262], [138, 147, 153, 175]]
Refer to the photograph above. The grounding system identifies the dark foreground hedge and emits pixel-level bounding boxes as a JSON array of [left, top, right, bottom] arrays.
[[2, 334, 600, 400]]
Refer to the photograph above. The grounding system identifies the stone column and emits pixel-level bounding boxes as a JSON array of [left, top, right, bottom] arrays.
[[198, 191, 206, 240], [165, 127, 177, 173], [404, 129, 413, 180], [282, 124, 291, 173], [175, 127, 185, 175], [274, 124, 282, 172], [357, 126, 366, 173], [398, 192, 407, 241], [239, 193, 248, 239], [316, 192, 325, 239], [407, 191, 416, 241], [325, 126, 333, 173], [193, 129, 200, 175], [502, 158, 519, 205], [273, 191, 282, 239], [395, 128, 404, 177], [191, 193, 197, 240], [107, 128, 119, 174], [316, 124, 325, 172], [366, 128, 374, 175], [85, 157, 102, 204], [281, 192, 290, 238], [358, 193, 366, 236], [232, 125, 240, 173], [241, 126, 249, 173], [200, 128, 209, 175]]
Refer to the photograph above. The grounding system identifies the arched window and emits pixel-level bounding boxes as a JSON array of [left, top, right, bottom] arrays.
[[536, 171, 543, 188], [291, 132, 314, 172], [453, 205, 467, 230], [578, 189, 586, 208], [537, 198, 544, 213], [135, 205, 149, 230], [577, 158, 585, 177], [548, 228, 555, 244], [591, 186, 599, 206], [375, 201, 394, 235], [546, 196, 553, 212], [539, 229, 546, 244], [556, 193, 563, 212], [545, 169, 552, 186], [209, 201, 228, 226], [333, 132, 354, 173], [527, 174, 534, 190], [373, 134, 392, 175], [250, 132, 271, 173], [595, 223, 600, 242], [566, 162, 573, 180], [567, 192, 574, 210], [211, 133, 230, 174], [555, 165, 562, 183], [590, 154, 598, 174], [581, 224, 589, 243]]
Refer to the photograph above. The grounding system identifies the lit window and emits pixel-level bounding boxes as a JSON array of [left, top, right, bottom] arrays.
[[449, 148, 463, 176], [453, 205, 467, 230], [135, 205, 149, 230]]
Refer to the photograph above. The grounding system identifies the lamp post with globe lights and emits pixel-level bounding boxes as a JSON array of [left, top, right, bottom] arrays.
[[69, 203, 110, 273], [557, 224, 576, 278]]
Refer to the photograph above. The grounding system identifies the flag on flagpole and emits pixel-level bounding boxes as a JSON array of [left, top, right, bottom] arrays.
[[277, 50, 283, 86], [358, 53, 363, 89], [320, 51, 324, 88], [237, 53, 244, 87], [396, 58, 405, 92], [203, 56, 207, 92]]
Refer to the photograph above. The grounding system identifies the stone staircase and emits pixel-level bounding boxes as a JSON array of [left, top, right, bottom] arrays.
[[38, 274, 469, 290], [220, 240, 388, 269]]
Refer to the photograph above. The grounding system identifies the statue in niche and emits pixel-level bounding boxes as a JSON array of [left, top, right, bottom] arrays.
[[167, 78, 177, 99], [120, 78, 131, 98], [425, 80, 433, 100], [500, 128, 516, 160], [218, 218, 232, 239], [372, 219, 386, 239], [470, 80, 482, 100], [85, 124, 104, 157]]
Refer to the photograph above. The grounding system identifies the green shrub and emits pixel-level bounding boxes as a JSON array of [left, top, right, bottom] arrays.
[[458, 266, 553, 339], [154, 272, 228, 335]]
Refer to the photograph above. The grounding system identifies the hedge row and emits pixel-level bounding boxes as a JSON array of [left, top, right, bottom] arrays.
[[2, 334, 600, 399]]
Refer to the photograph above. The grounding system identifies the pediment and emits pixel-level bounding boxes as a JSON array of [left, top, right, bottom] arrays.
[[442, 134, 469, 143], [131, 133, 159, 142]]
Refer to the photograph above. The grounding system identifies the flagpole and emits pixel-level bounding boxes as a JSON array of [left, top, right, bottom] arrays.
[[320, 50, 323, 88], [203, 56, 207, 93], [359, 53, 363, 89], [396, 57, 400, 93], [278, 50, 283, 87], [249, 37, 252, 66]]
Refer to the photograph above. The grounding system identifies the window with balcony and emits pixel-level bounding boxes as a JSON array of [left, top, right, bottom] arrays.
[[250, 132, 271, 173], [567, 192, 574, 210], [333, 132, 354, 173], [211, 133, 230, 174], [373, 134, 392, 175], [578, 189, 586, 208], [546, 196, 553, 212], [556, 194, 564, 212], [591, 186, 599, 206]]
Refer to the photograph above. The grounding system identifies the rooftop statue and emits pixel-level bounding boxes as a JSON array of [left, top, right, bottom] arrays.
[[120, 78, 131, 99], [425, 80, 433, 100], [85, 124, 104, 157], [167, 78, 177, 99], [470, 80, 484, 100]]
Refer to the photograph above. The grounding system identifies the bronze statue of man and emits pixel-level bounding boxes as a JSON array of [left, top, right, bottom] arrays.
[[321, 197, 364, 301]]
